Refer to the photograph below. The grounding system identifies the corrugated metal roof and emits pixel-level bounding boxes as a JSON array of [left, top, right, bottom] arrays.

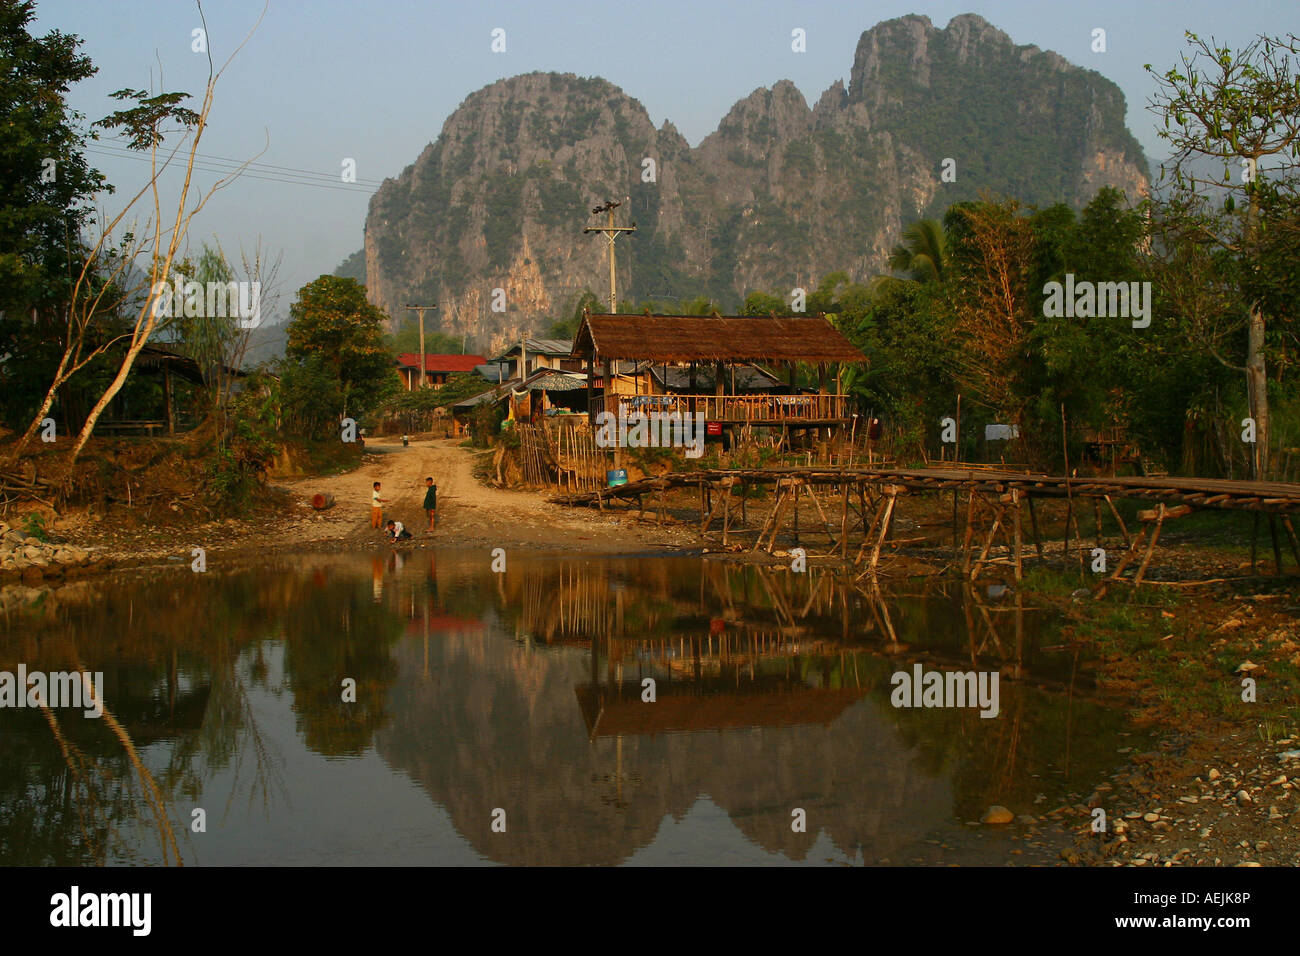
[[492, 338, 574, 360], [518, 372, 587, 392]]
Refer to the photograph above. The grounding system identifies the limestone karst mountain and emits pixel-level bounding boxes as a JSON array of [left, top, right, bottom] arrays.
[[345, 13, 1148, 353]]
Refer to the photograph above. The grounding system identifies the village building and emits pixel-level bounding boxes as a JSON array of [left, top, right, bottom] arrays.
[[395, 352, 486, 390], [451, 367, 588, 433], [487, 338, 584, 381], [571, 313, 867, 435]]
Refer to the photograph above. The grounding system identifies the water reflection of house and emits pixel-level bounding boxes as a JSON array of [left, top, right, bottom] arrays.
[[575, 678, 864, 739], [403, 612, 485, 636]]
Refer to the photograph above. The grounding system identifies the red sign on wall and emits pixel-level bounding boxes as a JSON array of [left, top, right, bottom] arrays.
[[706, 422, 722, 436]]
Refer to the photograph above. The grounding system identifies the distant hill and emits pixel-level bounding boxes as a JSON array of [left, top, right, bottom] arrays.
[[241, 318, 290, 366], [334, 249, 366, 283], [346, 13, 1149, 355]]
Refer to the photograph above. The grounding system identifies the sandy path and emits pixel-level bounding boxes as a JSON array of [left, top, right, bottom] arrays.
[[276, 437, 686, 552]]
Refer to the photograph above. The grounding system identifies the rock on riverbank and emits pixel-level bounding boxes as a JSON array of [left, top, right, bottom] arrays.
[[0, 523, 99, 580]]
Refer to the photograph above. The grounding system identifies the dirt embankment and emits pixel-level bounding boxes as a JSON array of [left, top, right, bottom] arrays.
[[53, 437, 699, 566]]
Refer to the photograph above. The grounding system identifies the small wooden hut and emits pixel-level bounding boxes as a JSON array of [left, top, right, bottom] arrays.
[[570, 312, 867, 430]]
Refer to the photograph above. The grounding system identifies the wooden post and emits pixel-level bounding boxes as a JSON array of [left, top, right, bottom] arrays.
[[841, 481, 850, 561], [1282, 516, 1300, 569], [961, 490, 977, 576], [854, 492, 883, 566], [1012, 488, 1023, 582], [586, 351, 594, 426], [1133, 504, 1167, 586], [722, 478, 733, 546], [1103, 495, 1131, 549], [1102, 526, 1149, 594], [952, 488, 959, 549], [1063, 498, 1073, 558], [867, 492, 896, 573], [792, 479, 800, 546], [1026, 495, 1044, 561], [1268, 515, 1283, 574], [754, 483, 786, 552], [163, 365, 174, 435], [1251, 512, 1260, 572], [971, 503, 1006, 581]]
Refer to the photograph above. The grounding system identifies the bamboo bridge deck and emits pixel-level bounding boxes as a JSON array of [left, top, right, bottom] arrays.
[[552, 466, 1300, 514], [550, 465, 1300, 586]]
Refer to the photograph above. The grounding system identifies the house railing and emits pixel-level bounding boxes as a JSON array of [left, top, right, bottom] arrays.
[[602, 393, 849, 422]]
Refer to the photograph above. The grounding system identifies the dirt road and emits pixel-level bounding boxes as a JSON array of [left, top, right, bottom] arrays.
[[277, 437, 692, 553]]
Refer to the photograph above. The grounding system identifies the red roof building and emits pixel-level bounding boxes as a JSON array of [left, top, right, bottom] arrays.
[[396, 353, 487, 389]]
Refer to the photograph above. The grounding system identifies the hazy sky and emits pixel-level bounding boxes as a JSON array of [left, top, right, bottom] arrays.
[[33, 0, 1295, 323]]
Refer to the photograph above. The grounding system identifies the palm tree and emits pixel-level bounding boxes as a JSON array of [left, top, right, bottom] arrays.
[[887, 219, 949, 284]]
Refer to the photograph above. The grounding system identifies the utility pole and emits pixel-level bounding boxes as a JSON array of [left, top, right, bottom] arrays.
[[584, 200, 635, 313], [405, 303, 436, 388]]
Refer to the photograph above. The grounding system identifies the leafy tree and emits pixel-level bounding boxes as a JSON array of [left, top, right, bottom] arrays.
[[1145, 30, 1300, 476], [284, 275, 396, 428], [0, 1, 112, 439], [741, 291, 785, 315], [548, 289, 601, 338], [887, 219, 949, 283], [386, 320, 463, 356], [276, 353, 343, 441], [944, 197, 1038, 421], [0, 0, 107, 318]]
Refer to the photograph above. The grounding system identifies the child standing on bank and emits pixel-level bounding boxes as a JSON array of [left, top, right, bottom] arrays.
[[423, 476, 438, 531], [371, 481, 388, 529]]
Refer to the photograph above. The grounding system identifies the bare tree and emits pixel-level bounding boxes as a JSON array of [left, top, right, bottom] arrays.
[[53, 2, 269, 466]]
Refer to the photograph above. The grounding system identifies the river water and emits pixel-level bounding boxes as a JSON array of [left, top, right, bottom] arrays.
[[0, 551, 1139, 865]]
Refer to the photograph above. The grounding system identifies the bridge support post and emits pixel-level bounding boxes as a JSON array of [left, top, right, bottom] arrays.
[[1027, 495, 1044, 560], [1012, 488, 1023, 582], [1283, 516, 1300, 570], [960, 490, 977, 576], [1268, 515, 1283, 574]]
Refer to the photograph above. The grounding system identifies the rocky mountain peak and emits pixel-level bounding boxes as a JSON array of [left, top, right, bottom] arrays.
[[350, 16, 1150, 350]]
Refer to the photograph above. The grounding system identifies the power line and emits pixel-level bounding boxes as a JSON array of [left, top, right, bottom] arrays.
[[83, 146, 377, 194], [85, 144, 379, 191], [96, 135, 387, 187]]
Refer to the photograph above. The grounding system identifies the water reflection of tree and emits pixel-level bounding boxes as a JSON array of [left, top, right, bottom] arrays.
[[277, 568, 405, 756], [0, 561, 407, 863]]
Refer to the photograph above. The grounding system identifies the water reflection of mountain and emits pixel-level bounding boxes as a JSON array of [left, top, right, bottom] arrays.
[[377, 630, 952, 865], [376, 556, 1130, 865]]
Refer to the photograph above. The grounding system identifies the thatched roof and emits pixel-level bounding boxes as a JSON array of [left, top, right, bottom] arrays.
[[572, 313, 867, 364]]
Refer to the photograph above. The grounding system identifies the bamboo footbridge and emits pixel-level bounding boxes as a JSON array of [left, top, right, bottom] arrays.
[[550, 465, 1300, 585]]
